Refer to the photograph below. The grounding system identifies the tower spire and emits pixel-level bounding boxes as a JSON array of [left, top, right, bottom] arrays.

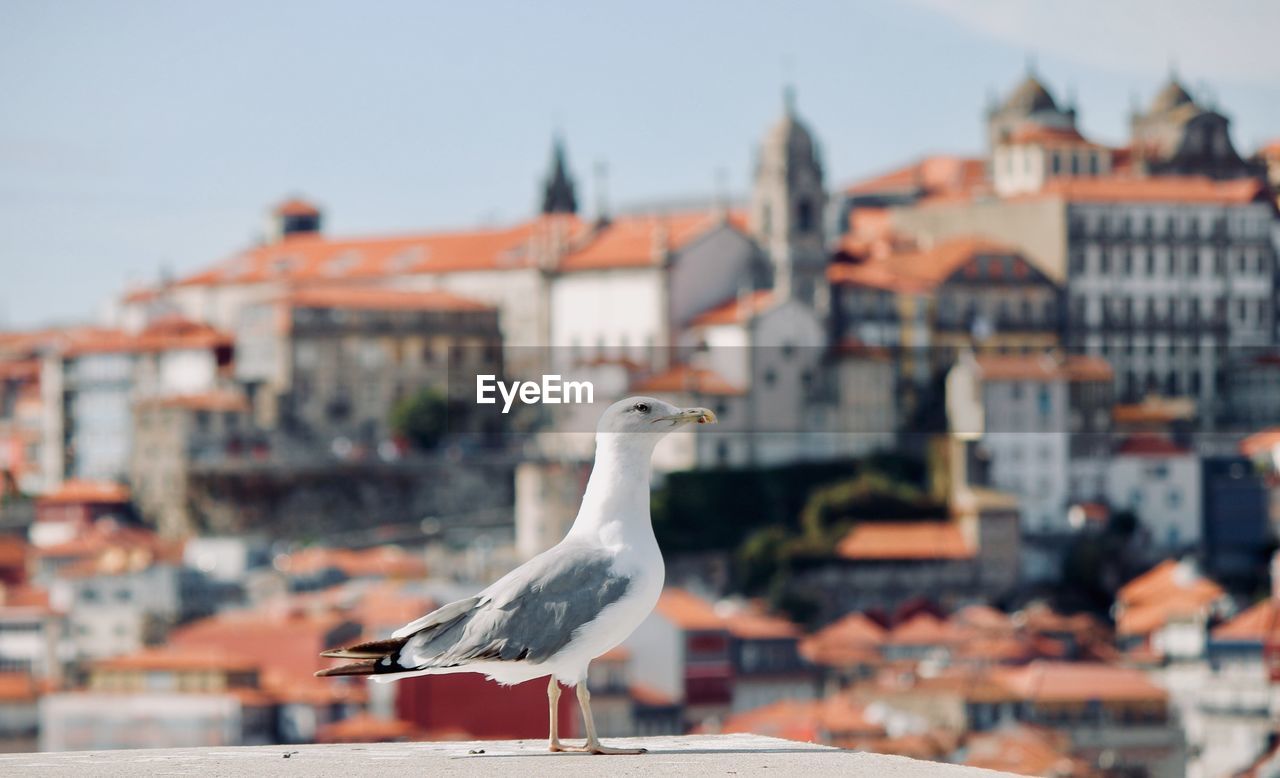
[[540, 134, 578, 215]]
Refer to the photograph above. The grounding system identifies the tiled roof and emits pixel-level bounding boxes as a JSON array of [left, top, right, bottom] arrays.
[[60, 317, 232, 357], [1241, 428, 1280, 459], [0, 672, 38, 702], [278, 286, 493, 312], [1006, 124, 1101, 148], [972, 353, 1113, 383], [719, 602, 801, 640], [174, 217, 573, 288], [836, 521, 974, 561], [952, 605, 1013, 633], [629, 683, 677, 707], [630, 364, 744, 396], [1119, 559, 1222, 607], [96, 647, 258, 673], [274, 197, 321, 217], [37, 479, 130, 505], [1112, 396, 1196, 426], [886, 612, 964, 646], [712, 696, 884, 744], [0, 584, 51, 611], [275, 545, 427, 581], [1037, 174, 1266, 205], [171, 607, 365, 705], [994, 661, 1167, 704], [557, 211, 742, 272], [801, 613, 887, 667], [1211, 599, 1280, 643], [963, 725, 1092, 776], [843, 155, 986, 198], [654, 588, 725, 631], [136, 391, 250, 413], [688, 290, 777, 327], [829, 236, 1042, 295]]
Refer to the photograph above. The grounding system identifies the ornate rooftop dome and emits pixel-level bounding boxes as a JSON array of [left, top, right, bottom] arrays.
[[1001, 74, 1059, 115]]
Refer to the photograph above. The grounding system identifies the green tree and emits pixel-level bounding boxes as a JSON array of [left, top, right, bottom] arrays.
[[389, 388, 449, 451]]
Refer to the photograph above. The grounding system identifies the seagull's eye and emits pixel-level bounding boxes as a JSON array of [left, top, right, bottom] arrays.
[[633, 402, 650, 414]]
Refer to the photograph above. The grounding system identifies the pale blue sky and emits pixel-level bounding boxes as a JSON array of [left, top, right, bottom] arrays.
[[2, 0, 1278, 326]]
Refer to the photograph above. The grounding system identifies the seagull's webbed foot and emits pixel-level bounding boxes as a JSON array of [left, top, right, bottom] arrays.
[[585, 743, 647, 755], [548, 741, 588, 753]]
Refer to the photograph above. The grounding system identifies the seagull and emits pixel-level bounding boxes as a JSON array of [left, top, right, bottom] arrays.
[[317, 396, 716, 755]]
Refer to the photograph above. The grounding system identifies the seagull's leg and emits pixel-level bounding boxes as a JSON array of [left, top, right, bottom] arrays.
[[547, 676, 584, 752], [575, 681, 646, 755]]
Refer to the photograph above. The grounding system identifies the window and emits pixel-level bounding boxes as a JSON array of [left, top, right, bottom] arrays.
[[796, 199, 814, 233]]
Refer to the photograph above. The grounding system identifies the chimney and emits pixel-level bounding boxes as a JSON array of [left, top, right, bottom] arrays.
[[269, 197, 323, 242]]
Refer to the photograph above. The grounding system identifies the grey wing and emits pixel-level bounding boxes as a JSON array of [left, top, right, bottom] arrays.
[[396, 542, 632, 669]]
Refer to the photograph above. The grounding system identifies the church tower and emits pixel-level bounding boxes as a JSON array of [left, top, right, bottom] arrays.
[[540, 135, 578, 215], [749, 87, 828, 310]]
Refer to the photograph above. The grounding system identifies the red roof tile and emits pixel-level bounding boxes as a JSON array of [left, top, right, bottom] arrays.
[[136, 391, 250, 413], [630, 364, 744, 396], [279, 286, 493, 313], [1242, 428, 1280, 459], [688, 290, 777, 327], [1038, 175, 1266, 205], [994, 661, 1167, 704], [274, 198, 321, 218], [37, 479, 130, 505], [654, 588, 725, 631], [837, 522, 974, 561], [315, 713, 428, 743], [1212, 599, 1280, 642], [96, 647, 258, 673]]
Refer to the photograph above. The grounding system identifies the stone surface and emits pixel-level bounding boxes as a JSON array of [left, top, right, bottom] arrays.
[[0, 734, 1012, 776]]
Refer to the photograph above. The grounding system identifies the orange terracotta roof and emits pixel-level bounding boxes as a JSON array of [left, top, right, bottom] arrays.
[[0, 584, 50, 610], [558, 211, 743, 272], [60, 317, 232, 357], [0, 672, 38, 702], [1112, 396, 1196, 426], [173, 216, 578, 288], [34, 522, 176, 568], [721, 603, 801, 640], [171, 607, 365, 705], [1212, 599, 1280, 642], [1007, 124, 1101, 148], [1115, 434, 1190, 457], [275, 546, 427, 581], [714, 696, 884, 744], [826, 259, 928, 294], [96, 647, 258, 673], [630, 364, 744, 396], [630, 683, 677, 707], [688, 290, 777, 327], [279, 286, 493, 312], [136, 391, 250, 413], [837, 521, 974, 561], [1241, 428, 1280, 459], [886, 613, 964, 646], [1037, 175, 1266, 205], [843, 155, 986, 198], [953, 604, 1013, 633], [655, 588, 725, 631], [964, 725, 1091, 776], [37, 479, 130, 505], [802, 613, 887, 662], [1119, 559, 1224, 607], [315, 713, 427, 744], [994, 661, 1167, 704], [274, 198, 321, 217]]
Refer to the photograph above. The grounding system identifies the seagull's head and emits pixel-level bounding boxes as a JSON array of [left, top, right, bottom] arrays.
[[596, 396, 717, 440]]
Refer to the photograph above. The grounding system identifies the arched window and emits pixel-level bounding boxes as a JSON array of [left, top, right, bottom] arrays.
[[796, 199, 814, 233]]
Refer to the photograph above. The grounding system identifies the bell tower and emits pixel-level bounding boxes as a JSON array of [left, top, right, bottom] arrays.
[[749, 87, 828, 311]]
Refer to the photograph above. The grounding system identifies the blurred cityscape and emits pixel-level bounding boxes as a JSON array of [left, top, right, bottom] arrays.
[[1, 57, 1280, 778]]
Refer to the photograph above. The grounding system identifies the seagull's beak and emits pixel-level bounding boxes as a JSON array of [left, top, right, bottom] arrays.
[[653, 407, 717, 427]]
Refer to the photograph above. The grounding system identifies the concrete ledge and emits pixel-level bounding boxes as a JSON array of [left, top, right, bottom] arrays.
[[0, 735, 1012, 776]]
